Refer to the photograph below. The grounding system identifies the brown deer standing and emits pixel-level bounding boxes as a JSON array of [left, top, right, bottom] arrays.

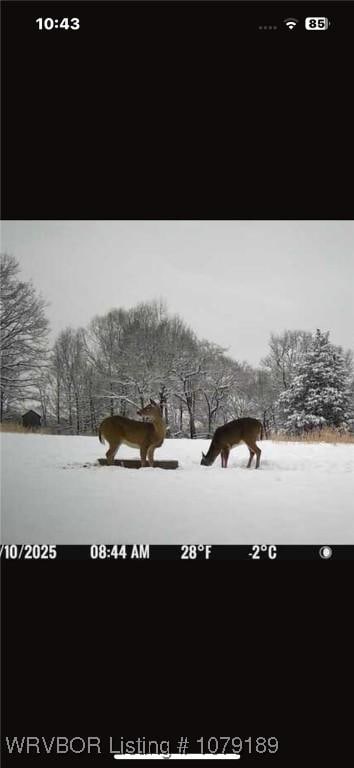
[[201, 417, 263, 469], [99, 399, 166, 467]]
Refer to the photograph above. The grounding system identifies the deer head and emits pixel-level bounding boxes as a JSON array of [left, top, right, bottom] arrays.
[[200, 451, 212, 466], [137, 399, 161, 419]]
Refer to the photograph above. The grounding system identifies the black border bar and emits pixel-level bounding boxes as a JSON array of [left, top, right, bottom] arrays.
[[3, 1, 354, 220], [1, 545, 353, 560], [1, 734, 350, 763]]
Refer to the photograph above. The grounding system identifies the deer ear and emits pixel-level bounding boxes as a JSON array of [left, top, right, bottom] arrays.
[[202, 452, 206, 459], [150, 398, 157, 405]]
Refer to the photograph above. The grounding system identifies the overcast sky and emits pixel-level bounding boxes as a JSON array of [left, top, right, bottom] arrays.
[[2, 220, 353, 365]]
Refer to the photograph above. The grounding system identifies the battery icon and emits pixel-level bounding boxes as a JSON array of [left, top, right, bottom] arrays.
[[305, 17, 330, 30]]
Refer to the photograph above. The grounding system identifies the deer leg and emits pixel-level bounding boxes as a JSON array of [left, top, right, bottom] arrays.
[[247, 442, 261, 468], [247, 447, 255, 468], [221, 448, 229, 468], [106, 442, 120, 465], [140, 445, 148, 467], [147, 446, 155, 467], [254, 443, 261, 468]]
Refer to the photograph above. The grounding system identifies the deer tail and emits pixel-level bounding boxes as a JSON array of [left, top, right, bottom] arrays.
[[260, 423, 265, 440], [98, 427, 105, 445]]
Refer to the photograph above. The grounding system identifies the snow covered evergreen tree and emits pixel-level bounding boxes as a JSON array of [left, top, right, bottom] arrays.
[[277, 329, 352, 433]]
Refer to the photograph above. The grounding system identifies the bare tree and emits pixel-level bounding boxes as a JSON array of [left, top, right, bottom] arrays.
[[0, 254, 49, 420], [198, 343, 237, 436], [261, 330, 312, 392], [87, 309, 128, 416], [171, 357, 204, 439]]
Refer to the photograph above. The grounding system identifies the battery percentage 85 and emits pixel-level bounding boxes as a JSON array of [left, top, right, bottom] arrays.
[[305, 17, 330, 30]]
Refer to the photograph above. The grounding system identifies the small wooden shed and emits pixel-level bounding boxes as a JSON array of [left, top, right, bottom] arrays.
[[22, 410, 41, 429]]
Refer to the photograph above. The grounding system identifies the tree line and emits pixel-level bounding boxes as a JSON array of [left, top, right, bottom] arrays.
[[1, 254, 353, 436]]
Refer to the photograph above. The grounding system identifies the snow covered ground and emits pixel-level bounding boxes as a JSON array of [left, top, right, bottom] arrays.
[[1, 433, 354, 543]]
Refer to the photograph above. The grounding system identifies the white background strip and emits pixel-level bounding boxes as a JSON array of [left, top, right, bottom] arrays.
[[113, 756, 241, 761]]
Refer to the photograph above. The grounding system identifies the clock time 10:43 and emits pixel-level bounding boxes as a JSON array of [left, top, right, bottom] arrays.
[[35, 18, 80, 31]]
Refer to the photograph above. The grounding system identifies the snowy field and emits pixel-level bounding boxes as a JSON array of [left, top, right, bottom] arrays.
[[1, 433, 354, 544]]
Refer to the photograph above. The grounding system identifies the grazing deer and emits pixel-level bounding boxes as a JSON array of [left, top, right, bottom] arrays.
[[99, 399, 166, 467], [201, 417, 263, 469]]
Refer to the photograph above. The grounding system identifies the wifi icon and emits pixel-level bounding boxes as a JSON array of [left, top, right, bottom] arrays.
[[284, 18, 299, 30]]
